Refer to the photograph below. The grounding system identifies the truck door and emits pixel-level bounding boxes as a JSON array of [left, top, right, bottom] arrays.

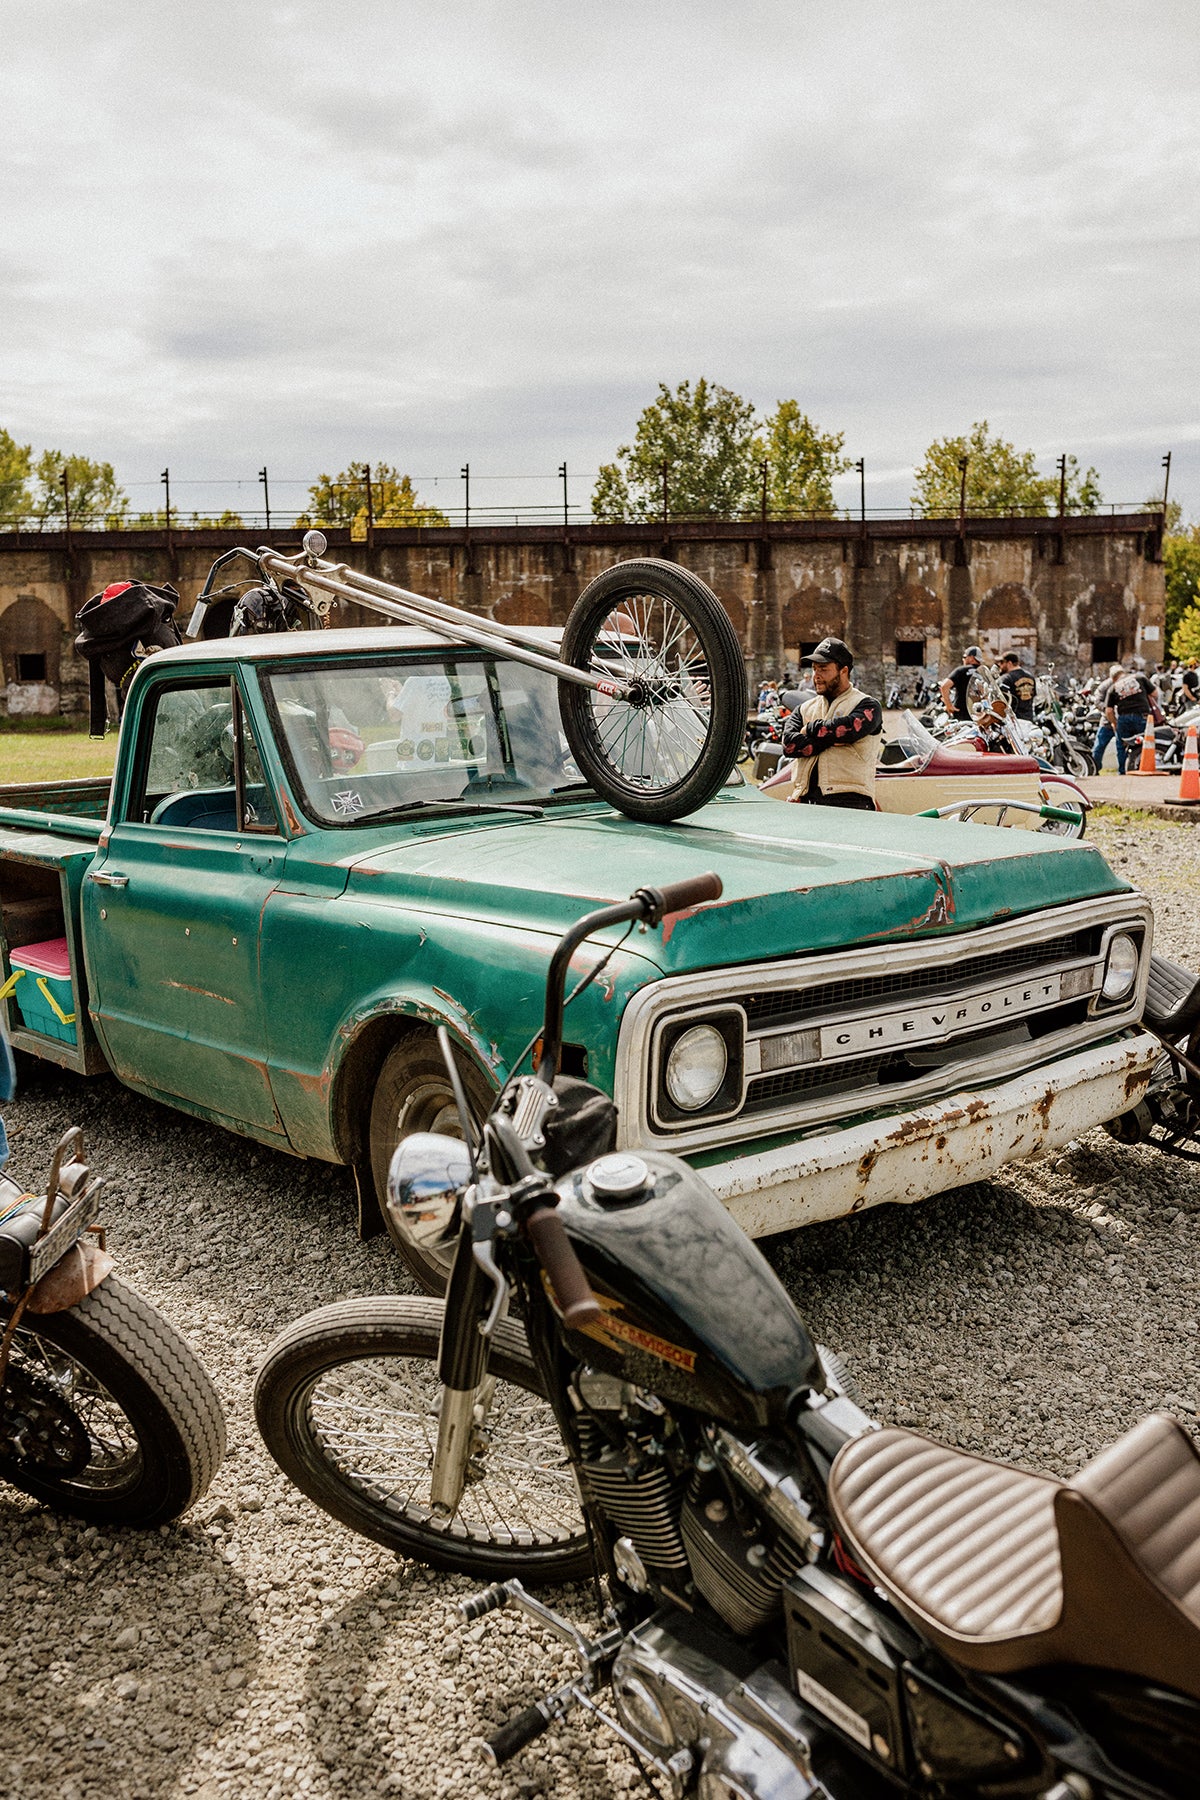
[[83, 673, 287, 1135]]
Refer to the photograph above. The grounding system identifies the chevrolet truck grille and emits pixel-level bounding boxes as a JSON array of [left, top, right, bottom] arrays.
[[613, 896, 1152, 1154]]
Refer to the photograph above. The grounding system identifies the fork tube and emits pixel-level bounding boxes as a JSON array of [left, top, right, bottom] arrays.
[[431, 1229, 492, 1515], [258, 551, 618, 695]]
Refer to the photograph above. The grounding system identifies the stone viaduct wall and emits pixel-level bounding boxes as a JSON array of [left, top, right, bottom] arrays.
[[0, 513, 1166, 718]]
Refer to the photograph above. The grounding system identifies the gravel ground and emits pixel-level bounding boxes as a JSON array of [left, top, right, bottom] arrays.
[[1, 811, 1198, 1800]]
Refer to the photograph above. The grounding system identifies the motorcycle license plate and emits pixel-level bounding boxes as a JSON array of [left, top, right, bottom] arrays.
[[28, 1187, 102, 1287]]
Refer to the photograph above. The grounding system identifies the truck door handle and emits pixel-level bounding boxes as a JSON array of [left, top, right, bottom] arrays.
[[90, 871, 129, 889]]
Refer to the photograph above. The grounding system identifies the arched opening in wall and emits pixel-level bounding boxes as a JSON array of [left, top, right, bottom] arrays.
[[883, 581, 942, 681], [781, 587, 843, 671], [1076, 582, 1133, 670], [0, 593, 63, 715], [492, 586, 549, 627], [977, 583, 1036, 665]]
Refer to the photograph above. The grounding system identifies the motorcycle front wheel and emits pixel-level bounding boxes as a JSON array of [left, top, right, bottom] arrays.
[[1038, 777, 1088, 838], [0, 1275, 225, 1525], [559, 559, 746, 823], [254, 1297, 591, 1583]]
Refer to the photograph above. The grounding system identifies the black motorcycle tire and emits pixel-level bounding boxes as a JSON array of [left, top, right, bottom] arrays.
[[559, 559, 746, 824], [1037, 777, 1088, 839], [254, 1297, 591, 1583], [0, 1275, 225, 1526], [368, 1034, 493, 1296]]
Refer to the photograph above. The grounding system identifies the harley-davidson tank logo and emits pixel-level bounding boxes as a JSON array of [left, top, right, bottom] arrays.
[[544, 1278, 697, 1372]]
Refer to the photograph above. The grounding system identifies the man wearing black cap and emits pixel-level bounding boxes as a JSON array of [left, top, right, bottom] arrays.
[[939, 645, 982, 721], [781, 637, 883, 810]]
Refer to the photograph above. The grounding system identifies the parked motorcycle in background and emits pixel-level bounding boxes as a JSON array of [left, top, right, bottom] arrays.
[[257, 878, 1200, 1798], [0, 1034, 225, 1525]]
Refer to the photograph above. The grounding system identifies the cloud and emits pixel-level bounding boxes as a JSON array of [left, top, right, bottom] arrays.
[[0, 0, 1197, 513]]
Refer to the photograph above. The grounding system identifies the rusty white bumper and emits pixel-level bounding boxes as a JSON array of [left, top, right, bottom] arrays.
[[700, 1032, 1158, 1239]]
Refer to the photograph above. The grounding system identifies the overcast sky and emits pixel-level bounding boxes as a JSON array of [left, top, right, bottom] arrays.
[[2, 0, 1198, 523]]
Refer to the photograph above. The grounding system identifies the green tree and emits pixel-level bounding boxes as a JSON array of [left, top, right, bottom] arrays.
[[188, 510, 245, 529], [592, 379, 762, 521], [1171, 603, 1200, 663], [0, 429, 33, 524], [911, 420, 1101, 517], [1165, 525, 1200, 644], [301, 464, 448, 538], [759, 399, 851, 517], [32, 449, 128, 528]]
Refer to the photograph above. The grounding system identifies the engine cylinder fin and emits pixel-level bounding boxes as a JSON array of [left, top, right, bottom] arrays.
[[681, 1492, 807, 1634], [580, 1448, 688, 1571]]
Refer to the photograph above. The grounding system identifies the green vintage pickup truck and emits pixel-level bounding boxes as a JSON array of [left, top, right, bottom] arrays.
[[0, 625, 1156, 1288]]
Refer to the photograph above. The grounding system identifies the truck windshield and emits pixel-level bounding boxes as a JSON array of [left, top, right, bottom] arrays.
[[262, 654, 580, 825]]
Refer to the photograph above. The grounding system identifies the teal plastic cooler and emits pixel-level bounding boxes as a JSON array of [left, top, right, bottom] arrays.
[[1, 937, 77, 1046]]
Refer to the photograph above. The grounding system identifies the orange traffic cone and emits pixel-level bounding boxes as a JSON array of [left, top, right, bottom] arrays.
[[1178, 723, 1200, 802], [1136, 720, 1158, 774]]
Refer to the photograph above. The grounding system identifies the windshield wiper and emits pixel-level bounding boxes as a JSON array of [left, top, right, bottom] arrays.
[[363, 798, 545, 823], [548, 781, 598, 797]]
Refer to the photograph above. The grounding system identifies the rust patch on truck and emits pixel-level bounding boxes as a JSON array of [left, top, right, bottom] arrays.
[[161, 980, 235, 1006]]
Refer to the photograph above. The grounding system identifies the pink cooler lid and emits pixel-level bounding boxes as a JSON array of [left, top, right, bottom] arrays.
[[10, 936, 71, 979]]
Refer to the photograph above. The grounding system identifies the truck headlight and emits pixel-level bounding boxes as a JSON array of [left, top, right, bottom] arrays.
[[665, 1024, 728, 1111], [1101, 932, 1139, 1003]]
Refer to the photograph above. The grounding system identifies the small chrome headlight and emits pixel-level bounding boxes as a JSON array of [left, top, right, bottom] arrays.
[[1101, 932, 1139, 1003], [664, 1024, 728, 1111], [386, 1132, 471, 1248]]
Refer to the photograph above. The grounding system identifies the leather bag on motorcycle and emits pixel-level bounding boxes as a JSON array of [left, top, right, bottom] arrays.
[[74, 580, 182, 737]]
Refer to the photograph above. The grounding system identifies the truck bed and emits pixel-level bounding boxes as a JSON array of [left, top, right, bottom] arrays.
[[0, 776, 111, 838], [0, 791, 108, 1074]]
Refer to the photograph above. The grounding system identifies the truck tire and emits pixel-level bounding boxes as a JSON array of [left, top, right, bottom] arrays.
[[369, 1035, 492, 1295], [0, 1274, 225, 1526], [559, 559, 746, 823]]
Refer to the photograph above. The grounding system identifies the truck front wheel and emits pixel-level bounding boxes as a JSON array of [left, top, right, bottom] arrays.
[[368, 1035, 492, 1294]]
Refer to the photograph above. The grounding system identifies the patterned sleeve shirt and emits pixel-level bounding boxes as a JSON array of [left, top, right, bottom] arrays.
[[782, 695, 883, 759]]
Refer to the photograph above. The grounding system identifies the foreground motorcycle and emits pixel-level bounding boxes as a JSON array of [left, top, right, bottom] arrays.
[[0, 1118, 226, 1525], [257, 876, 1200, 1797]]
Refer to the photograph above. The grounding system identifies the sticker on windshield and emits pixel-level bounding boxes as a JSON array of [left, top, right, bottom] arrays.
[[331, 789, 364, 817]]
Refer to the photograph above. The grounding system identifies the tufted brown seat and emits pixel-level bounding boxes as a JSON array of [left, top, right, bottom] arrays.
[[828, 1414, 1200, 1702]]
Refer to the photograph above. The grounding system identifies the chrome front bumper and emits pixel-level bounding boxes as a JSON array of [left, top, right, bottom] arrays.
[[698, 1032, 1158, 1239]]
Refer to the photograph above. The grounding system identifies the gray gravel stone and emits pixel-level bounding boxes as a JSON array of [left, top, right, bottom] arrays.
[[0, 811, 1197, 1796]]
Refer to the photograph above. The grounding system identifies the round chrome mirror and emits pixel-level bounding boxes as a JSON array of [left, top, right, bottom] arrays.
[[302, 529, 328, 560], [386, 1132, 471, 1249]]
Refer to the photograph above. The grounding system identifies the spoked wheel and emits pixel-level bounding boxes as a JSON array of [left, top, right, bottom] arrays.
[[254, 1297, 591, 1583], [0, 1275, 225, 1525], [559, 559, 746, 823], [1037, 777, 1087, 838]]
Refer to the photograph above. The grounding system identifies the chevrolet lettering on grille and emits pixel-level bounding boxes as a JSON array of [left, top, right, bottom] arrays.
[[817, 973, 1063, 1061]]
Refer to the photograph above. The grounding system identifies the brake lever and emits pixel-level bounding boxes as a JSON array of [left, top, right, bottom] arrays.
[[468, 1192, 511, 1340], [472, 1237, 510, 1339]]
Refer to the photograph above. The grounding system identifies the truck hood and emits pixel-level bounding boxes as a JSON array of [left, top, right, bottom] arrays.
[[341, 789, 1130, 974]]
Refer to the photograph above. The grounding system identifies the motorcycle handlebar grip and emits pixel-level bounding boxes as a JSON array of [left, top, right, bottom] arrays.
[[640, 872, 723, 922], [484, 1699, 557, 1767], [525, 1207, 601, 1330]]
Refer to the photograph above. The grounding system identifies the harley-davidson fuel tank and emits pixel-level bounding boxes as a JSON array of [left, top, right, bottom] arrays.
[[553, 1150, 821, 1426]]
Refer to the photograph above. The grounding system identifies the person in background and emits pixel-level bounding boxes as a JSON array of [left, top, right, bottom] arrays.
[[783, 637, 882, 811], [1091, 664, 1125, 771], [996, 650, 1037, 722], [1182, 661, 1200, 705], [939, 645, 982, 721], [1106, 665, 1164, 775]]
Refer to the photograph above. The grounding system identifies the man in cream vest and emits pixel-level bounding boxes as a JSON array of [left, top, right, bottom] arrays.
[[782, 637, 883, 811]]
